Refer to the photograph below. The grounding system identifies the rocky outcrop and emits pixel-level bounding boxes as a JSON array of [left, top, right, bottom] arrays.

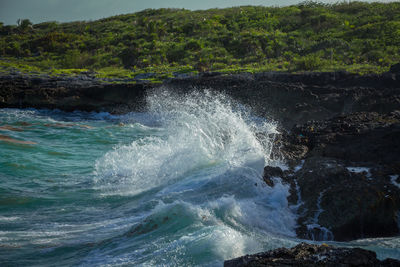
[[224, 243, 400, 266], [291, 111, 400, 165], [267, 111, 400, 241], [0, 73, 153, 113], [1, 71, 399, 128], [166, 71, 400, 128]]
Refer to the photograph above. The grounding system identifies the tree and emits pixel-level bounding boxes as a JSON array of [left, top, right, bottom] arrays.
[[118, 46, 140, 68], [17, 19, 33, 32]]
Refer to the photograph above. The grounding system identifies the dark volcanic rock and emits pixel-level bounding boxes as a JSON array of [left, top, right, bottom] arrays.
[[294, 157, 400, 241], [166, 71, 400, 128], [1, 72, 399, 127], [224, 243, 400, 267], [0, 74, 154, 113], [263, 166, 284, 187], [270, 129, 309, 164], [272, 111, 400, 241], [292, 111, 400, 165]]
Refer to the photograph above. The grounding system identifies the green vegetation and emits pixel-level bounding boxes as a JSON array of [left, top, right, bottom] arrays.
[[1, 1, 399, 79]]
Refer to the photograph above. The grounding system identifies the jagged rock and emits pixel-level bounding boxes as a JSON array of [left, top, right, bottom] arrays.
[[167, 71, 400, 128], [0, 74, 152, 112], [262, 166, 284, 187], [224, 243, 400, 267], [293, 157, 400, 241], [2, 72, 400, 129], [292, 112, 400, 165], [274, 112, 400, 241], [270, 130, 308, 162]]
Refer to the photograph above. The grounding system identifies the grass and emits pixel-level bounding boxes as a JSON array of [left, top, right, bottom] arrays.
[[0, 56, 392, 84]]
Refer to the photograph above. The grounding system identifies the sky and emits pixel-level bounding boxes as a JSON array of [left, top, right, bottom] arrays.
[[0, 0, 395, 25]]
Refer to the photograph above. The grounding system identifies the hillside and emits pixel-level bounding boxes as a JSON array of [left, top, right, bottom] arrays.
[[0, 1, 399, 79]]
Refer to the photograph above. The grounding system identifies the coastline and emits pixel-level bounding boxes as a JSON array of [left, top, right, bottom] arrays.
[[1, 70, 399, 127], [1, 70, 399, 263]]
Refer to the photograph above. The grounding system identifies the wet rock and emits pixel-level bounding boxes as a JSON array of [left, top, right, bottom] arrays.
[[224, 243, 400, 267], [262, 166, 284, 187], [293, 157, 400, 241], [274, 111, 400, 241], [270, 130, 309, 162]]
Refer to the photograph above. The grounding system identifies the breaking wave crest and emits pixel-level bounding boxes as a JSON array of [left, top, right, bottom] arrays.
[[94, 89, 277, 195], [91, 89, 297, 265]]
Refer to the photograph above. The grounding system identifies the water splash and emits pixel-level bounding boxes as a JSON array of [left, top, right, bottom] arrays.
[[94, 89, 278, 195], [306, 189, 334, 241], [90, 89, 297, 265]]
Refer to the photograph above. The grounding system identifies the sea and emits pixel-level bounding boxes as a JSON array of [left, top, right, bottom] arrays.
[[0, 90, 399, 266]]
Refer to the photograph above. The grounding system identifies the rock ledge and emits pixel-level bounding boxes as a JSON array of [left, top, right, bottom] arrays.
[[224, 243, 400, 266]]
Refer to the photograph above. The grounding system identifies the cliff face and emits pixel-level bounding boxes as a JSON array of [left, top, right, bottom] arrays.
[[1, 71, 399, 128], [165, 71, 400, 128], [0, 74, 151, 113]]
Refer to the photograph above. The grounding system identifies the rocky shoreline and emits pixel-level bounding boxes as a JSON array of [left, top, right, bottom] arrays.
[[0, 72, 152, 113], [267, 111, 400, 241], [224, 243, 400, 266], [1, 70, 399, 128], [1, 70, 399, 260]]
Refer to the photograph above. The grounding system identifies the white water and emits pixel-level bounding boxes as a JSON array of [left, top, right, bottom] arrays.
[[94, 90, 278, 195], [90, 90, 298, 265], [391, 175, 400, 189]]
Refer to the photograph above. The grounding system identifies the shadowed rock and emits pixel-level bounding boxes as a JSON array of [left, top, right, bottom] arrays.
[[1, 71, 400, 128], [270, 111, 400, 241], [224, 243, 400, 267]]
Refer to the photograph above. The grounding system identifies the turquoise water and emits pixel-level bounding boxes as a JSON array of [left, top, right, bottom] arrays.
[[0, 90, 399, 266]]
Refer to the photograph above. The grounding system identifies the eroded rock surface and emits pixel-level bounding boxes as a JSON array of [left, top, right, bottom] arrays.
[[267, 111, 400, 241], [0, 73, 151, 113], [1, 71, 399, 129], [224, 243, 400, 267]]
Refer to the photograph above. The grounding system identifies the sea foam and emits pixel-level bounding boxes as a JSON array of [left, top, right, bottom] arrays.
[[90, 89, 297, 265]]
